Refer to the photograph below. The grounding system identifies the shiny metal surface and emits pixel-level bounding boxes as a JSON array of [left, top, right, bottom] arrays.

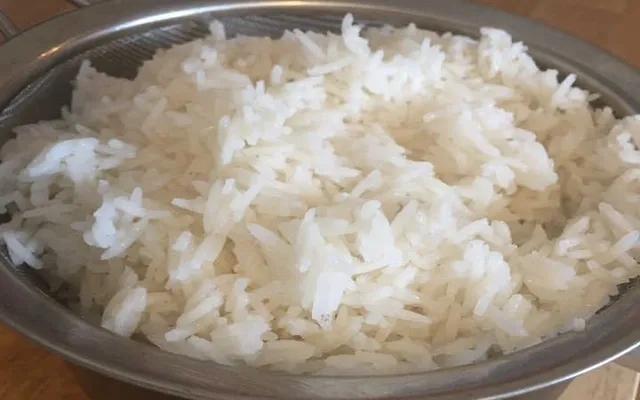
[[0, 9, 18, 39], [67, 363, 573, 400], [1, 1, 640, 399], [66, 0, 94, 7]]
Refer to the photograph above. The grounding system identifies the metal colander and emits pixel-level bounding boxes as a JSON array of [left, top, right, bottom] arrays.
[[1, 1, 640, 400]]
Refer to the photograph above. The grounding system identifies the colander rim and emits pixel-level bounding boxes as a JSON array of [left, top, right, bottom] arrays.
[[1, 1, 640, 399]]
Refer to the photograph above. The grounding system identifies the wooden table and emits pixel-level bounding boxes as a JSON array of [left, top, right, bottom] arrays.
[[1, 0, 640, 399]]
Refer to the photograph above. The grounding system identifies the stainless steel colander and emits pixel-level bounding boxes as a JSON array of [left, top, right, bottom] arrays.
[[1, 1, 640, 399]]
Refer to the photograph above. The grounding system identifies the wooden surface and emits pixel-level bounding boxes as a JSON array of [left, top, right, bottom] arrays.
[[1, 0, 640, 399], [559, 364, 639, 400]]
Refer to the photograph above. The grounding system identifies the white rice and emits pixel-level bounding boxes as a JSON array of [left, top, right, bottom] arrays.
[[2, 14, 640, 373]]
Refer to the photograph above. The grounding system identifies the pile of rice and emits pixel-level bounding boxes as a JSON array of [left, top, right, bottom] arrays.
[[1, 14, 640, 374]]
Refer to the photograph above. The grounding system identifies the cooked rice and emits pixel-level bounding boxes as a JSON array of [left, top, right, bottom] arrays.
[[1, 14, 639, 373]]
